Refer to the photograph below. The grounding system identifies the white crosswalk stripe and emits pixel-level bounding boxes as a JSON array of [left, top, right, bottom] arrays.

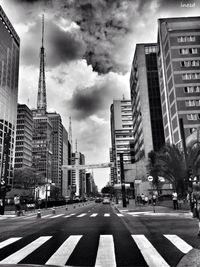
[[90, 213, 98, 217], [95, 235, 116, 267], [49, 214, 65, 219], [64, 213, 76, 218], [45, 235, 82, 265], [104, 213, 110, 217], [0, 236, 52, 264], [0, 237, 22, 249], [164, 235, 193, 254], [116, 213, 124, 217], [0, 234, 193, 266], [41, 214, 52, 218], [77, 213, 87, 217], [132, 235, 170, 267]]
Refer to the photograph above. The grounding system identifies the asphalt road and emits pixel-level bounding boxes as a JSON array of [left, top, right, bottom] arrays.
[[0, 201, 199, 267]]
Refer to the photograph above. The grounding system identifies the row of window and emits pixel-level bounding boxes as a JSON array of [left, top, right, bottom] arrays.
[[177, 36, 196, 43], [180, 60, 200, 67], [185, 100, 200, 107], [184, 86, 200, 93], [187, 114, 200, 120], [182, 73, 200, 80], [180, 48, 198, 55]]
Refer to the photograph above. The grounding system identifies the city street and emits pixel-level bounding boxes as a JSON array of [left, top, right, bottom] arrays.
[[0, 202, 199, 266]]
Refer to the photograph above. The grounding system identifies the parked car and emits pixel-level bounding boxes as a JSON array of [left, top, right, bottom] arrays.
[[102, 197, 110, 204], [95, 197, 102, 203]]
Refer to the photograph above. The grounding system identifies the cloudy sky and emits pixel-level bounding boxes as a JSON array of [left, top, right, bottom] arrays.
[[0, 0, 200, 190]]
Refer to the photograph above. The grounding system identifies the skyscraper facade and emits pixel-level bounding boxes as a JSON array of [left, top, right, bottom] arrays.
[[71, 151, 86, 196], [48, 112, 63, 193], [14, 104, 33, 169], [0, 6, 20, 187], [157, 17, 200, 145], [62, 126, 69, 197], [110, 99, 134, 184], [32, 110, 53, 183], [130, 44, 165, 161]]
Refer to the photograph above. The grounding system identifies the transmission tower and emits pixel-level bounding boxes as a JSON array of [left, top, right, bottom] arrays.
[[37, 14, 47, 115]]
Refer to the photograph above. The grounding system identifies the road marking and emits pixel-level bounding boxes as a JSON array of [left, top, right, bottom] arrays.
[[23, 215, 37, 219], [77, 213, 87, 217], [0, 216, 7, 220], [132, 235, 170, 267], [0, 236, 52, 264], [45, 235, 82, 265], [90, 213, 98, 217], [42, 214, 52, 218], [95, 235, 116, 267], [50, 214, 64, 218], [0, 238, 22, 249], [104, 213, 110, 217], [64, 213, 76, 218], [164, 235, 193, 254], [116, 213, 124, 217]]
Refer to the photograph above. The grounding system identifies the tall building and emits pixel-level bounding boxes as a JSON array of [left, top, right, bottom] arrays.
[[130, 44, 165, 161], [47, 112, 63, 193], [32, 15, 53, 185], [62, 126, 69, 197], [32, 110, 53, 183], [0, 6, 20, 188], [14, 104, 33, 169], [71, 151, 86, 196], [110, 99, 134, 184], [157, 17, 200, 146]]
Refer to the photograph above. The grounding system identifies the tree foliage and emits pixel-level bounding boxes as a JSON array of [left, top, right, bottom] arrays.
[[101, 185, 114, 194], [14, 167, 46, 189], [147, 139, 200, 195]]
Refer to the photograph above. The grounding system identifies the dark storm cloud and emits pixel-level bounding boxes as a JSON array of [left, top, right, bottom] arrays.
[[9, 0, 196, 73], [57, 0, 133, 74], [69, 86, 104, 120], [21, 17, 86, 67]]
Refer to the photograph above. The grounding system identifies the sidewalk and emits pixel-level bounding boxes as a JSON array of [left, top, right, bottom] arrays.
[[114, 199, 190, 214]]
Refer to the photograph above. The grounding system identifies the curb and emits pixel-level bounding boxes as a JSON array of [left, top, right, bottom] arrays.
[[176, 248, 200, 267]]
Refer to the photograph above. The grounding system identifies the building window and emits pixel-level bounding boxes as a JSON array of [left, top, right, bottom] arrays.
[[196, 100, 200, 106], [187, 114, 197, 120], [180, 48, 189, 54], [182, 73, 200, 80], [185, 100, 195, 107], [181, 60, 200, 67], [180, 48, 198, 55], [177, 36, 196, 42]]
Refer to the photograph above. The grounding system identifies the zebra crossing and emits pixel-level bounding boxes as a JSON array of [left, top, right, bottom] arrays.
[[0, 233, 193, 266], [0, 213, 125, 220]]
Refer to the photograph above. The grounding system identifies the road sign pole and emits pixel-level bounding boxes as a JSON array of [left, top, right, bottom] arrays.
[[120, 154, 126, 208]]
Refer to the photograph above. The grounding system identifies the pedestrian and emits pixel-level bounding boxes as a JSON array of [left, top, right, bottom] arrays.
[[141, 193, 145, 205], [14, 194, 21, 215], [172, 191, 178, 210], [144, 196, 148, 205]]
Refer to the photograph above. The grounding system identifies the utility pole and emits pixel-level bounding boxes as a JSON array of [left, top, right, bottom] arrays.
[[120, 153, 126, 208]]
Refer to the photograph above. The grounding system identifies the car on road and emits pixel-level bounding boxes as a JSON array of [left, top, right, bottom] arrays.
[[95, 197, 102, 203], [102, 197, 110, 204]]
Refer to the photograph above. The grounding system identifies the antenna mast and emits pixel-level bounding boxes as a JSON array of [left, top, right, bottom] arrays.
[[37, 14, 47, 114]]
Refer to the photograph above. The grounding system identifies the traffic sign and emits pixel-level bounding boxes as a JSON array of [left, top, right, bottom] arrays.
[[148, 176, 153, 182], [158, 176, 165, 182]]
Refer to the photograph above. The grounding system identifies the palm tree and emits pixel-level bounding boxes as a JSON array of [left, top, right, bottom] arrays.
[[153, 144, 187, 195], [186, 139, 200, 179]]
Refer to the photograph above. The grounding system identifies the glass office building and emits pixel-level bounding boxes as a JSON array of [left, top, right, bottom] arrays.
[[0, 6, 20, 186]]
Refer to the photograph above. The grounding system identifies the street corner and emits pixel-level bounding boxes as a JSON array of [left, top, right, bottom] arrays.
[[176, 248, 200, 267]]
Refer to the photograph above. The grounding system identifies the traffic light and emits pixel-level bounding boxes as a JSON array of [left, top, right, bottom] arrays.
[[188, 166, 193, 179]]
